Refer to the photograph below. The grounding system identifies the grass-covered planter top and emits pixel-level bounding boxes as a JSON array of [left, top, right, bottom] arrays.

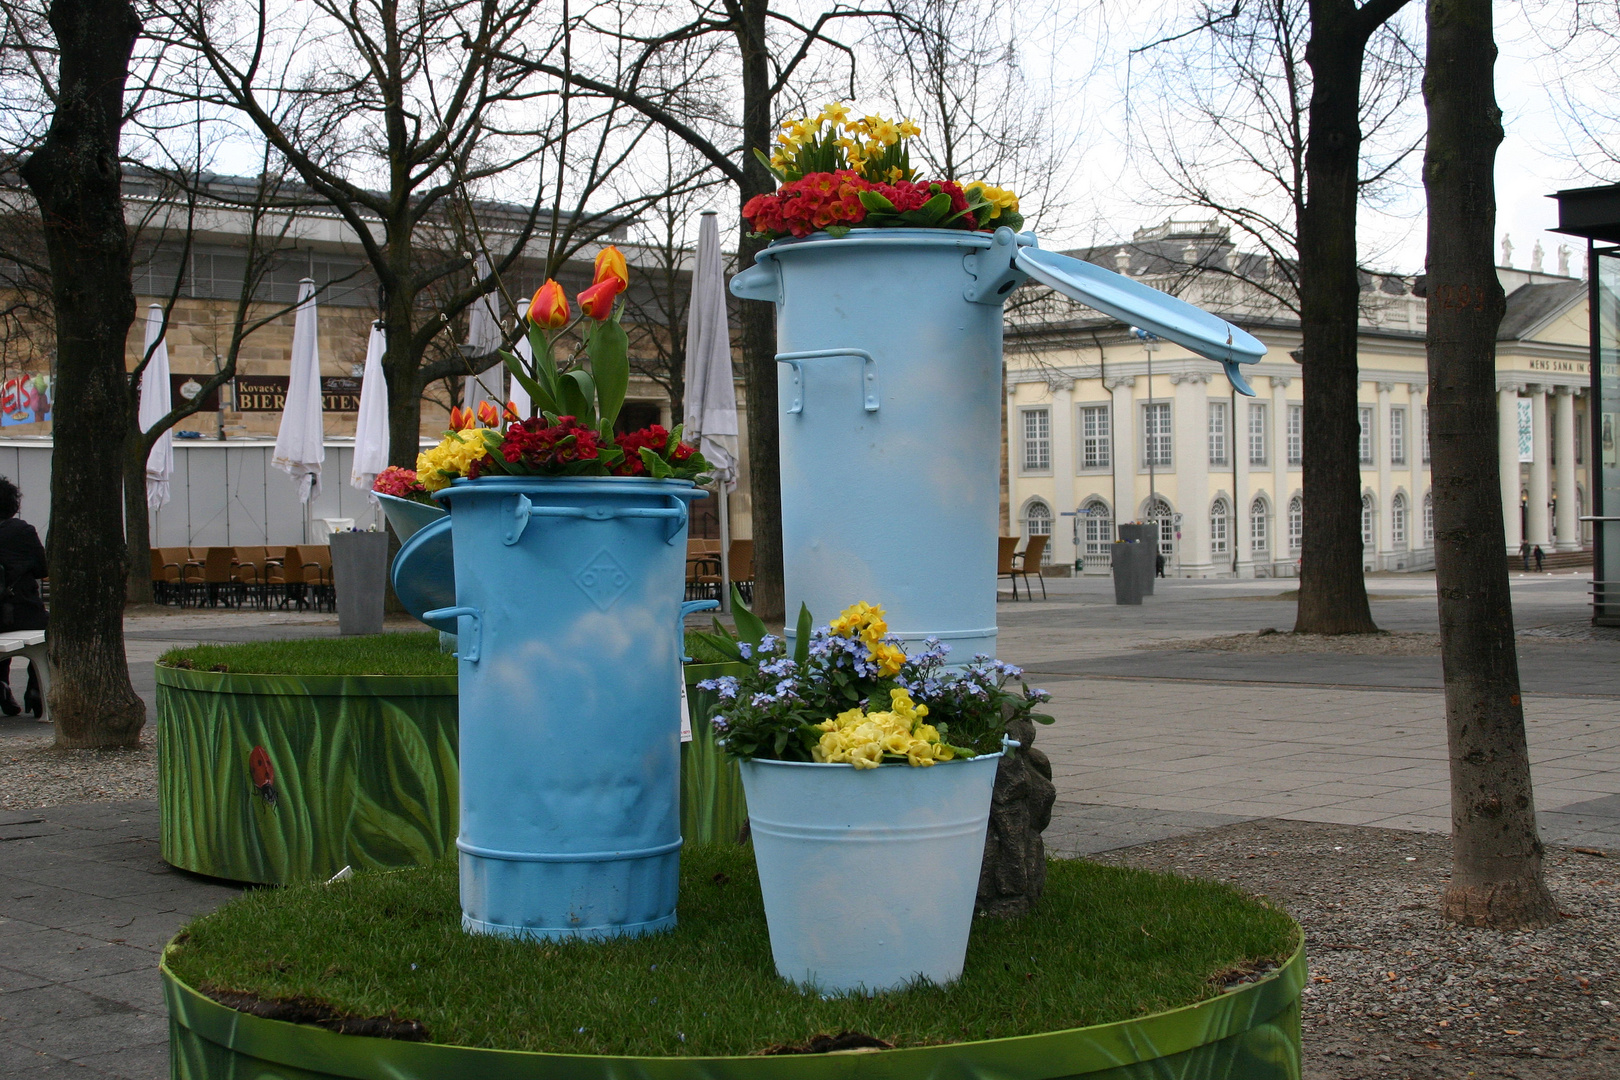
[[163, 846, 1304, 1080], [156, 633, 460, 885]]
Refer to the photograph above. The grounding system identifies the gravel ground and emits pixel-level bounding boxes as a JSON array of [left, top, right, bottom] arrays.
[[0, 732, 156, 809], [1090, 819, 1620, 1079], [1137, 631, 1442, 656]]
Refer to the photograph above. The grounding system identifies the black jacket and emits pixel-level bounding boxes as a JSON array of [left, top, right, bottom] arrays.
[[0, 516, 48, 631]]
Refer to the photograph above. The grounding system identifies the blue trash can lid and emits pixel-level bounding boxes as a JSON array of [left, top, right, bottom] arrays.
[[391, 516, 458, 633], [1013, 247, 1267, 395]]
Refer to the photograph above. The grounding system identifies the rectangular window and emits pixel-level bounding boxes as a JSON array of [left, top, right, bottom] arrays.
[[1210, 502, 1229, 556], [1390, 407, 1407, 465], [1287, 405, 1302, 465], [1208, 402, 1228, 466], [1079, 405, 1111, 469], [1021, 408, 1050, 472], [1142, 402, 1173, 468], [1422, 408, 1431, 464], [1248, 403, 1268, 465], [1359, 406, 1375, 465]]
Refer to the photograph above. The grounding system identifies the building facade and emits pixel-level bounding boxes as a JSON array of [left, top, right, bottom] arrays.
[[1004, 220, 1592, 577]]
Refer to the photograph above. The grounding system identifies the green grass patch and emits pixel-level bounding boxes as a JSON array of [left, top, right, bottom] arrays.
[[165, 846, 1298, 1056], [159, 632, 457, 677], [160, 631, 733, 676]]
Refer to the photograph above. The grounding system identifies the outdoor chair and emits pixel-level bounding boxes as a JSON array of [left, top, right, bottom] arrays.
[[997, 536, 1023, 600], [686, 539, 721, 602], [150, 549, 182, 605], [297, 545, 335, 611], [231, 546, 269, 609], [267, 547, 309, 610], [201, 547, 243, 608], [728, 539, 755, 605], [1012, 535, 1049, 600]]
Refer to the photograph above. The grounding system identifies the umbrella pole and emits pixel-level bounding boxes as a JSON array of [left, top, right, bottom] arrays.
[[718, 481, 731, 615]]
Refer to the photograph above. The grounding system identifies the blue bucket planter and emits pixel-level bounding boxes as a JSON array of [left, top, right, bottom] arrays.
[[740, 752, 1003, 994], [376, 491, 446, 543], [391, 476, 709, 941]]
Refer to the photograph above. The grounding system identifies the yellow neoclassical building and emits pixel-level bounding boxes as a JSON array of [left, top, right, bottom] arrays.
[[1004, 220, 1592, 577]]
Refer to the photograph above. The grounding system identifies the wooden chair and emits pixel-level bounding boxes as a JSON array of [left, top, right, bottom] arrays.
[[1013, 535, 1049, 600], [727, 539, 755, 604], [686, 539, 721, 602], [150, 549, 182, 605], [297, 545, 335, 611], [267, 547, 309, 610], [232, 546, 269, 608], [201, 547, 241, 608], [997, 536, 1023, 600]]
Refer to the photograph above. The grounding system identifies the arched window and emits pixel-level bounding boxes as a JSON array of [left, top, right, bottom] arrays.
[[1081, 500, 1112, 558], [1391, 492, 1408, 549], [1210, 497, 1230, 556], [1145, 497, 1175, 558], [1250, 496, 1269, 555], [1287, 496, 1303, 553], [1423, 493, 1434, 547], [1024, 500, 1053, 566], [1361, 494, 1376, 550]]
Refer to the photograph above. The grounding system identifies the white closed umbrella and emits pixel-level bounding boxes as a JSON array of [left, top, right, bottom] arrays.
[[350, 320, 390, 501], [509, 332, 533, 419], [464, 254, 504, 414], [681, 211, 739, 606], [138, 304, 174, 511], [273, 278, 325, 507]]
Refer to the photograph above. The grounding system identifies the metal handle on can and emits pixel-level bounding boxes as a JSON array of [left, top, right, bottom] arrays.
[[679, 599, 720, 660], [776, 349, 880, 414], [423, 606, 482, 662], [502, 494, 532, 546]]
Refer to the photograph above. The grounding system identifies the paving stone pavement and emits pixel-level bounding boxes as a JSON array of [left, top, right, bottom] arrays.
[[0, 571, 1614, 1078]]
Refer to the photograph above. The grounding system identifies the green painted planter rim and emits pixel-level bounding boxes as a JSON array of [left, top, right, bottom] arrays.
[[155, 664, 458, 698], [161, 938, 1304, 1080]]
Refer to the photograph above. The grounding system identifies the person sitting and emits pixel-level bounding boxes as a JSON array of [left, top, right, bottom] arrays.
[[0, 477, 48, 718]]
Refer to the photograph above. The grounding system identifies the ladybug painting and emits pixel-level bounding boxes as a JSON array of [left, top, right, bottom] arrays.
[[249, 746, 277, 806]]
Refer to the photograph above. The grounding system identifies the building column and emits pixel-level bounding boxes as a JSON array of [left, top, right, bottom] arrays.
[[1270, 376, 1289, 574], [1050, 382, 1076, 566], [1554, 386, 1579, 551], [1499, 384, 1523, 554], [1374, 382, 1394, 567], [1171, 372, 1210, 574], [1527, 384, 1552, 548], [1105, 376, 1136, 533], [1408, 383, 1427, 552], [1232, 385, 1249, 577]]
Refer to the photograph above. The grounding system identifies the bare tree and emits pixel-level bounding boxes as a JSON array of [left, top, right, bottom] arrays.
[[15, 0, 147, 747], [1424, 0, 1558, 928]]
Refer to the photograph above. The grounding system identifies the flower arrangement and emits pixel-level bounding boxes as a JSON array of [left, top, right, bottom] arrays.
[[694, 594, 1052, 767], [743, 104, 1023, 240], [371, 466, 434, 505], [412, 246, 712, 490]]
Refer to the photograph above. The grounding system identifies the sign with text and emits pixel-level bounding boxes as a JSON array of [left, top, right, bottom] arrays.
[[172, 374, 221, 412], [234, 375, 363, 412]]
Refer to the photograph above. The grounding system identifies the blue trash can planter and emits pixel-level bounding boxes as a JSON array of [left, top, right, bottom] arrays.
[[732, 226, 1265, 657], [394, 475, 709, 940]]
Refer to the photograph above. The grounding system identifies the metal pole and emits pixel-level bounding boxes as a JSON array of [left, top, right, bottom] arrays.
[[718, 479, 731, 614]]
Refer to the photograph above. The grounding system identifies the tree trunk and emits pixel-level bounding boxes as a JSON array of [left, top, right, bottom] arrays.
[[734, 0, 784, 623], [19, 0, 147, 748], [123, 430, 154, 605], [384, 296, 426, 469], [1424, 0, 1557, 929], [1293, 0, 1395, 635]]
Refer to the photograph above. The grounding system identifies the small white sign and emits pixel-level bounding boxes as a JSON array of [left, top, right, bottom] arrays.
[[1518, 399, 1533, 463], [679, 674, 692, 743]]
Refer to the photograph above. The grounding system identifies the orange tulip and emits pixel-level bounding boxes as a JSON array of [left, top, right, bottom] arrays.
[[449, 406, 474, 431], [592, 245, 629, 290], [476, 400, 500, 427], [504, 400, 523, 422], [528, 279, 570, 328], [577, 277, 623, 320]]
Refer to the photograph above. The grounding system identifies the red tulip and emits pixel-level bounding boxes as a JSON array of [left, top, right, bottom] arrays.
[[528, 279, 570, 328], [476, 400, 500, 427], [450, 406, 475, 431], [577, 277, 624, 320], [593, 245, 629, 290]]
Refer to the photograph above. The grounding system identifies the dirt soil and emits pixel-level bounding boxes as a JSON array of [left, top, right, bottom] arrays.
[[1090, 819, 1620, 1079]]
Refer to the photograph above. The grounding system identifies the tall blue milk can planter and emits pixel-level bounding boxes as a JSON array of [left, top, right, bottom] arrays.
[[733, 228, 1266, 655], [740, 750, 1005, 994], [393, 476, 706, 940]]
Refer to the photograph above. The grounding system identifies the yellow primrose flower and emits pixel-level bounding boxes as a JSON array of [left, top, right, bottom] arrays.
[[415, 431, 490, 492], [869, 642, 906, 677], [848, 742, 884, 769], [966, 182, 1020, 221], [890, 689, 928, 721], [905, 742, 936, 767]]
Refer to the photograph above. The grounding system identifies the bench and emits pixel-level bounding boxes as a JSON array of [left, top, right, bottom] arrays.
[[0, 631, 48, 724]]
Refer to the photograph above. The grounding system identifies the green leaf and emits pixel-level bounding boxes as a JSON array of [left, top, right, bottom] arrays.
[[559, 371, 595, 424], [823, 225, 850, 238], [792, 603, 812, 666], [1000, 210, 1025, 232], [525, 324, 563, 404], [752, 146, 786, 184], [731, 588, 767, 648], [639, 446, 673, 478], [502, 351, 553, 416], [858, 189, 898, 214], [899, 192, 952, 226], [689, 631, 742, 663], [586, 317, 630, 428]]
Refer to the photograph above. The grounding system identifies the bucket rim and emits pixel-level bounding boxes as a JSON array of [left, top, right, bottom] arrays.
[[738, 750, 1005, 770], [758, 226, 1036, 261], [434, 475, 702, 504]]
